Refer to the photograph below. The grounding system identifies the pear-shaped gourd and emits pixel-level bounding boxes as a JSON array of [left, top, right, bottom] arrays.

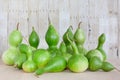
[[96, 33, 107, 61], [89, 56, 102, 71], [22, 46, 37, 73], [45, 17, 59, 48], [63, 25, 74, 45], [63, 25, 74, 54], [74, 22, 87, 55], [102, 62, 114, 72], [35, 56, 67, 75], [67, 34, 88, 72], [45, 17, 60, 57], [29, 27, 40, 49], [33, 49, 50, 68], [2, 47, 19, 66], [8, 23, 23, 47]]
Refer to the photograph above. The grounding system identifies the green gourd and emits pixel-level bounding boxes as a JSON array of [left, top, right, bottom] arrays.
[[89, 56, 102, 71], [29, 27, 40, 49], [45, 17, 60, 57], [45, 17, 59, 48], [67, 34, 88, 72], [2, 46, 19, 66], [14, 53, 27, 69], [18, 43, 28, 53], [22, 46, 37, 73], [102, 62, 114, 72], [63, 25, 74, 54], [74, 22, 87, 55], [86, 49, 104, 61], [33, 49, 50, 68], [8, 23, 23, 47], [59, 41, 72, 62], [96, 33, 107, 61], [35, 56, 67, 75], [18, 43, 36, 53]]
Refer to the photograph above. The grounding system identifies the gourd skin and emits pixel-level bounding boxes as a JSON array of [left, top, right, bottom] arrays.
[[29, 27, 40, 49], [96, 33, 107, 61]]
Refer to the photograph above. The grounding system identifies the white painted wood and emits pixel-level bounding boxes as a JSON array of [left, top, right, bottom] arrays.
[[0, 0, 8, 56], [0, 0, 119, 59], [38, 0, 48, 48]]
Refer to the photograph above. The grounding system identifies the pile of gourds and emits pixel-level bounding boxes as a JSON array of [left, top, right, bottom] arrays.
[[2, 18, 114, 76]]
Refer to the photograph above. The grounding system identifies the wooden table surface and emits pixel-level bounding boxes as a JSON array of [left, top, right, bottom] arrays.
[[0, 58, 120, 80]]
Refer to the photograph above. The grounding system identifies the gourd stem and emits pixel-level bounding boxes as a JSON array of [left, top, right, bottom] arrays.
[[17, 22, 19, 30], [78, 22, 82, 28], [48, 15, 51, 25], [32, 26, 34, 31], [69, 25, 73, 30]]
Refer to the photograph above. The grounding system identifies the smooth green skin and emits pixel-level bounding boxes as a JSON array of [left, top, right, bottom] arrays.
[[48, 47, 61, 58], [68, 54, 88, 72], [96, 33, 107, 61], [14, 53, 27, 69], [22, 60, 37, 73], [18, 43, 36, 54], [66, 45, 73, 54], [29, 27, 40, 49], [67, 32, 89, 72], [77, 44, 87, 55], [45, 24, 59, 47], [74, 25, 87, 55], [86, 49, 104, 61], [89, 56, 102, 71], [102, 62, 114, 72], [74, 28, 85, 45], [33, 49, 50, 68], [9, 30, 23, 47], [22, 46, 37, 73], [59, 41, 67, 53], [59, 41, 72, 62], [35, 56, 67, 75], [63, 26, 74, 54], [63, 26, 74, 45], [22, 47, 37, 73], [18, 43, 28, 53], [2, 47, 19, 66]]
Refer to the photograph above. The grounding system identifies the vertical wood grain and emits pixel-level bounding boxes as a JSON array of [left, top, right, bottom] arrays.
[[69, 0, 79, 32], [59, 0, 70, 40], [107, 0, 118, 58], [78, 0, 89, 50], [0, 0, 8, 56], [88, 0, 100, 50], [28, 0, 39, 41], [0, 0, 119, 59], [118, 0, 120, 58], [38, 0, 48, 48]]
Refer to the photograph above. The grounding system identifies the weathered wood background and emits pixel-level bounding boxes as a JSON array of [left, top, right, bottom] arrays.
[[0, 0, 119, 59]]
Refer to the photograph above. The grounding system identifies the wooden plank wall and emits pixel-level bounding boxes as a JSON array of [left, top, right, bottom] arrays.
[[0, 0, 119, 59]]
